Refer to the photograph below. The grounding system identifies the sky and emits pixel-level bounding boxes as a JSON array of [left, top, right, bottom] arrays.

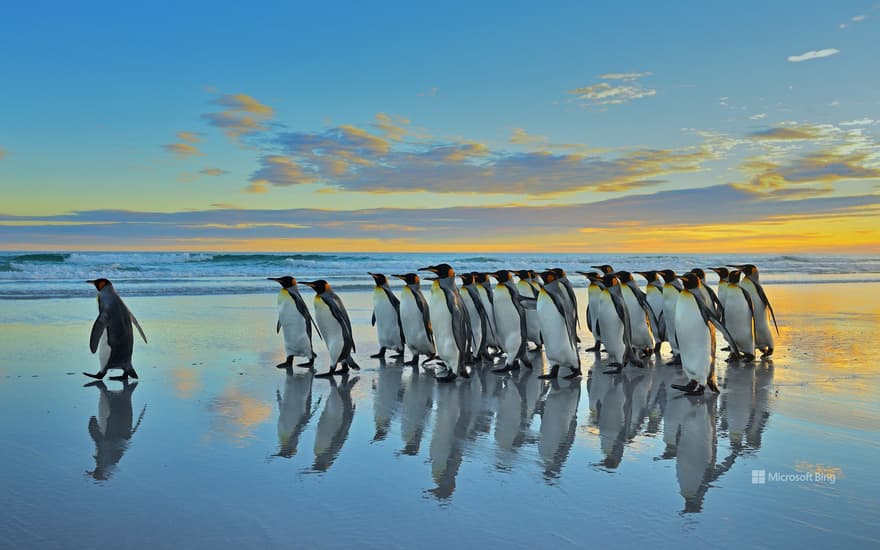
[[1, 1, 878, 253]]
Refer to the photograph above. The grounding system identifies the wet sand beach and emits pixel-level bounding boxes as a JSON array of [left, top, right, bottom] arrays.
[[0, 282, 878, 548]]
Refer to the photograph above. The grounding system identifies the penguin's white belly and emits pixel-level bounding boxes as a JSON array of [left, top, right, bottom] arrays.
[[493, 288, 522, 365], [663, 286, 680, 353], [537, 292, 577, 368], [278, 297, 311, 356], [373, 289, 402, 349], [725, 289, 755, 353], [675, 293, 711, 382], [400, 292, 434, 355], [598, 293, 625, 363], [98, 328, 111, 369], [461, 292, 483, 350], [623, 288, 653, 348], [315, 299, 345, 364], [429, 287, 460, 369]]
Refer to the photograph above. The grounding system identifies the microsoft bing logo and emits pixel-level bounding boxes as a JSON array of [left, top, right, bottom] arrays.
[[752, 469, 766, 484]]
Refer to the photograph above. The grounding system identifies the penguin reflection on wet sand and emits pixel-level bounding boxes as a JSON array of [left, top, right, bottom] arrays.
[[300, 280, 360, 378], [84, 278, 148, 381], [673, 395, 718, 513], [275, 371, 320, 458], [538, 378, 580, 481], [368, 272, 405, 360], [312, 374, 359, 472], [85, 380, 146, 481], [372, 357, 404, 441], [398, 368, 434, 455], [428, 381, 479, 499], [268, 276, 319, 369]]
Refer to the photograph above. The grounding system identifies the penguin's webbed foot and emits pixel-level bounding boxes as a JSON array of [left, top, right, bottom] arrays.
[[671, 380, 699, 392], [370, 347, 386, 359], [108, 374, 129, 382], [315, 369, 336, 378], [296, 358, 314, 368], [404, 355, 420, 366], [603, 363, 624, 375], [492, 364, 513, 374], [761, 348, 774, 358], [744, 353, 756, 362], [82, 371, 105, 380], [563, 367, 582, 379], [684, 384, 706, 396], [666, 356, 682, 366], [539, 365, 560, 379], [435, 372, 457, 383], [584, 344, 600, 352]]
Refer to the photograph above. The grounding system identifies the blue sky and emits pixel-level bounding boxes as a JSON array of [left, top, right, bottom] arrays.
[[1, 1, 878, 251]]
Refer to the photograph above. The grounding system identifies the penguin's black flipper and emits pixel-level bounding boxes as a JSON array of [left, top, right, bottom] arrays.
[[89, 314, 108, 354], [125, 306, 148, 345]]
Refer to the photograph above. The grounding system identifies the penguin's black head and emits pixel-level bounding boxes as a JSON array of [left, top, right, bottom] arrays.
[[392, 273, 420, 285], [301, 280, 329, 294], [419, 263, 455, 279], [267, 276, 296, 288], [528, 269, 539, 280], [659, 269, 677, 283], [728, 270, 742, 284], [473, 272, 489, 284], [576, 270, 599, 281], [690, 268, 707, 281], [368, 272, 388, 287], [458, 272, 475, 285], [490, 270, 512, 283], [515, 269, 531, 281], [86, 278, 112, 291], [635, 270, 657, 282], [709, 267, 729, 280], [601, 274, 618, 288], [539, 270, 557, 284], [614, 270, 634, 283], [550, 267, 567, 278], [678, 273, 700, 290], [591, 264, 614, 275], [727, 263, 757, 276]]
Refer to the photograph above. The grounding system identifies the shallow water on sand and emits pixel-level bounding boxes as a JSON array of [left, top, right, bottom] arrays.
[[0, 284, 878, 548]]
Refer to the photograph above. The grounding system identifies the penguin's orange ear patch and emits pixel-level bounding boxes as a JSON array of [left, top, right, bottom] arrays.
[[96, 280, 107, 290]]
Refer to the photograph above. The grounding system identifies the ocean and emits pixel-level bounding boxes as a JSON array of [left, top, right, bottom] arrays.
[[2, 251, 879, 299]]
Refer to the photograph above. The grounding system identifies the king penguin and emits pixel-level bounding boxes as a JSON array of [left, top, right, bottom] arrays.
[[84, 278, 148, 381], [393, 273, 436, 366], [576, 271, 604, 352], [636, 270, 667, 353], [368, 272, 405, 360], [709, 267, 730, 313], [268, 276, 319, 369], [420, 264, 471, 382], [597, 274, 644, 374], [659, 269, 683, 365], [672, 273, 740, 395], [516, 269, 543, 350], [300, 280, 360, 378], [489, 270, 534, 373], [690, 268, 724, 319], [723, 270, 756, 362], [473, 272, 500, 354], [551, 268, 580, 339], [592, 264, 615, 276], [459, 272, 494, 361], [615, 271, 656, 356], [728, 264, 779, 357], [536, 270, 581, 379]]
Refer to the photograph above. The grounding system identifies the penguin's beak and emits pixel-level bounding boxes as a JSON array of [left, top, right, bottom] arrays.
[[300, 281, 317, 288], [727, 264, 747, 269], [418, 266, 438, 273], [367, 272, 379, 280], [267, 277, 281, 282], [85, 280, 95, 284], [391, 274, 405, 280]]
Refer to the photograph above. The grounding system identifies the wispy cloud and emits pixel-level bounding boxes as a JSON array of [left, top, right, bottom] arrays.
[[371, 113, 411, 142], [247, 155, 318, 193], [201, 93, 274, 141], [787, 48, 840, 62], [162, 142, 203, 158], [569, 72, 656, 107], [749, 113, 768, 120], [199, 168, 228, 176], [176, 131, 204, 143], [748, 124, 829, 141], [840, 118, 875, 127]]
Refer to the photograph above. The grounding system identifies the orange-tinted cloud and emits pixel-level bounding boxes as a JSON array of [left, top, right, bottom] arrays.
[[162, 142, 203, 158]]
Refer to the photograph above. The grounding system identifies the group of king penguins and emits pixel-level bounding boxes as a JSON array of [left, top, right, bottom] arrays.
[[80, 262, 777, 398], [266, 262, 778, 395]]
